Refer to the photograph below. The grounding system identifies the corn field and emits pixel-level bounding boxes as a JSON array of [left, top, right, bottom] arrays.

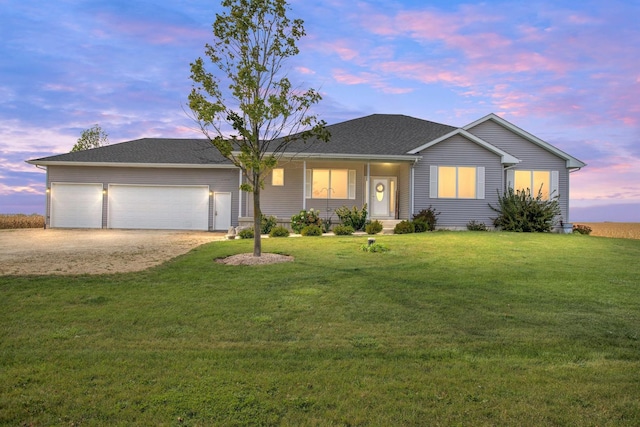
[[0, 214, 45, 229], [578, 222, 640, 240]]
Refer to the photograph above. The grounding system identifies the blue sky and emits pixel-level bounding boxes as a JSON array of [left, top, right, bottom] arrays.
[[1, 0, 639, 221]]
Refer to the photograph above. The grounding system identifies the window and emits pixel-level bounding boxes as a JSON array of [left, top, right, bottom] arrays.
[[430, 166, 484, 199], [271, 168, 284, 186], [306, 169, 356, 199], [511, 170, 558, 200]]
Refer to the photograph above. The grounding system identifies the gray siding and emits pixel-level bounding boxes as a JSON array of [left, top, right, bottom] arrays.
[[47, 166, 240, 229], [414, 134, 503, 228], [250, 160, 413, 223], [466, 120, 570, 222]]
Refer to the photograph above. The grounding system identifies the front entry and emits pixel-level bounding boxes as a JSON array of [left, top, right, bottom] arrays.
[[370, 177, 397, 219]]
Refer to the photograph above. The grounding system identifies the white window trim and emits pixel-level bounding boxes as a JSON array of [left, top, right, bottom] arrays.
[[507, 169, 559, 200], [430, 165, 485, 199], [305, 168, 356, 200]]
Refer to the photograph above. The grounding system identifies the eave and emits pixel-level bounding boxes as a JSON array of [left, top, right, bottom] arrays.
[[25, 160, 237, 169]]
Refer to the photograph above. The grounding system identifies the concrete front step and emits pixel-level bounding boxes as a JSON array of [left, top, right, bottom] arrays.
[[377, 219, 402, 234]]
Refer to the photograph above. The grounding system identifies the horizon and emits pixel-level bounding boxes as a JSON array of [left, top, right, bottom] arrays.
[[1, 0, 639, 222]]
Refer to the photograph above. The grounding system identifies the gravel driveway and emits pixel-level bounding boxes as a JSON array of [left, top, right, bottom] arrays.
[[0, 229, 226, 276]]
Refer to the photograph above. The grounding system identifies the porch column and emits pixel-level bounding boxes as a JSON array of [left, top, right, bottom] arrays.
[[238, 169, 243, 218], [302, 161, 307, 210], [366, 162, 371, 219]]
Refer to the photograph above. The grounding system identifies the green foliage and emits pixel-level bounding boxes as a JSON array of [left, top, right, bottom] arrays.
[[467, 220, 488, 231], [1, 234, 639, 425], [260, 215, 278, 234], [335, 204, 368, 231], [300, 224, 323, 236], [71, 124, 108, 152], [291, 209, 322, 233], [360, 242, 389, 252], [412, 218, 428, 233], [412, 206, 439, 231], [573, 224, 592, 235], [394, 220, 415, 234], [268, 225, 290, 237], [490, 187, 561, 232], [333, 225, 354, 235], [238, 228, 255, 239], [365, 220, 383, 235], [188, 0, 329, 256]]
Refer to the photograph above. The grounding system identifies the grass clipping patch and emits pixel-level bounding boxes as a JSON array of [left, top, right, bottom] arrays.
[[216, 253, 294, 265]]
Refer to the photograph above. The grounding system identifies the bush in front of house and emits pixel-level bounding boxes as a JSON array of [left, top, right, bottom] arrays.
[[412, 219, 428, 233], [467, 220, 488, 231], [301, 224, 323, 236], [333, 225, 354, 235], [260, 215, 278, 234], [365, 220, 383, 235], [269, 225, 290, 238], [291, 209, 322, 233], [573, 224, 592, 235], [335, 204, 368, 231], [394, 220, 415, 234], [412, 206, 439, 231], [238, 228, 254, 239], [489, 187, 561, 232]]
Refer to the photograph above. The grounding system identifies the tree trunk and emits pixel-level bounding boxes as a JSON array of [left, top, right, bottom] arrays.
[[252, 176, 262, 257]]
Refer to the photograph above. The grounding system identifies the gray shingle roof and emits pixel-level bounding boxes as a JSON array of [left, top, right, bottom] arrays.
[[287, 114, 457, 155], [28, 114, 458, 164], [29, 138, 231, 164]]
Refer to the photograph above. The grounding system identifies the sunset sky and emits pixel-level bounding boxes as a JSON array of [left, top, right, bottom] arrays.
[[1, 0, 639, 221]]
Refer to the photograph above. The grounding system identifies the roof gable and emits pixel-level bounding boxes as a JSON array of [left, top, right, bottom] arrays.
[[407, 128, 521, 165], [463, 113, 586, 169]]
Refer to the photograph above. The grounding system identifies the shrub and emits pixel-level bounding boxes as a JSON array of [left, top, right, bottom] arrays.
[[291, 209, 322, 233], [413, 206, 439, 231], [365, 220, 383, 235], [489, 187, 561, 232], [238, 228, 254, 239], [412, 219, 428, 233], [573, 224, 592, 235], [335, 204, 368, 231], [268, 226, 290, 238], [333, 225, 354, 235], [467, 220, 488, 231], [361, 242, 389, 253], [260, 215, 278, 234], [301, 224, 323, 236], [394, 220, 415, 234]]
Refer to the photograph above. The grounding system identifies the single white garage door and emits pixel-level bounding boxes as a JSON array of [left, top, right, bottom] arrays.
[[108, 185, 209, 230], [50, 183, 103, 228]]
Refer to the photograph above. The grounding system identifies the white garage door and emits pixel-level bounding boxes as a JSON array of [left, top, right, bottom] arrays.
[[108, 185, 209, 230], [50, 183, 103, 228]]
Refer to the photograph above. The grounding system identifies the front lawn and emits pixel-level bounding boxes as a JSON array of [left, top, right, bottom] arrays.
[[1, 232, 639, 426]]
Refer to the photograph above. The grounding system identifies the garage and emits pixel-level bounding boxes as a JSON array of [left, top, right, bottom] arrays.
[[50, 183, 103, 228], [108, 185, 209, 230]]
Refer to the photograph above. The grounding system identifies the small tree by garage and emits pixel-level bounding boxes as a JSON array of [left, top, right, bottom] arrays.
[[188, 0, 329, 257]]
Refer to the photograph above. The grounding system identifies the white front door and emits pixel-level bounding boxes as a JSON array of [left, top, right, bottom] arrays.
[[370, 177, 396, 218], [214, 192, 232, 231]]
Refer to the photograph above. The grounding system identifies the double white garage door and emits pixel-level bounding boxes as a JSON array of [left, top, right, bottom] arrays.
[[50, 183, 231, 230]]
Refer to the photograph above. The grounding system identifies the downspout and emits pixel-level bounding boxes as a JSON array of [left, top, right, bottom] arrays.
[[302, 161, 306, 211]]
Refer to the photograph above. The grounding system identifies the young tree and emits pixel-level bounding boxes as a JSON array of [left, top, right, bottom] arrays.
[[188, 0, 329, 257], [71, 124, 109, 152]]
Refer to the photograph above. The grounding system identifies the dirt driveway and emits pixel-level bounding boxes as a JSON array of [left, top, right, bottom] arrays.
[[0, 229, 226, 276]]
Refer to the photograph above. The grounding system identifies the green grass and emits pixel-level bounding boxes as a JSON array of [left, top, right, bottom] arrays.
[[1, 232, 639, 426]]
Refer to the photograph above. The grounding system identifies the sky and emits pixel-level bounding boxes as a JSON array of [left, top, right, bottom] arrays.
[[1, 0, 639, 222]]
